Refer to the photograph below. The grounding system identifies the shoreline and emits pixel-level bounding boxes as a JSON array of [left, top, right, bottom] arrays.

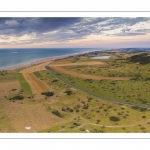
[[2, 50, 99, 71]]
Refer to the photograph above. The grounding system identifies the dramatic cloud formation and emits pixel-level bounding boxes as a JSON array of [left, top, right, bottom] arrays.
[[0, 17, 150, 48]]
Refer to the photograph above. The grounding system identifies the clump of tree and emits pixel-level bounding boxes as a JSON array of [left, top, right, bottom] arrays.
[[41, 92, 54, 97]]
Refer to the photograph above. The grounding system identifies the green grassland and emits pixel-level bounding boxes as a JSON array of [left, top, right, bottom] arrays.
[[34, 69, 150, 133], [37, 51, 150, 132], [17, 73, 32, 94], [47, 68, 150, 106]]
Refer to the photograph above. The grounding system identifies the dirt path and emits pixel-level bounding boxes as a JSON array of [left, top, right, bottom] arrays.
[[20, 61, 52, 94], [76, 116, 150, 129], [50, 61, 107, 66], [50, 66, 131, 81]]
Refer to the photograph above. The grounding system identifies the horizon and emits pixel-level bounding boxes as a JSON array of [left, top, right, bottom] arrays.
[[0, 47, 150, 49], [0, 17, 150, 48]]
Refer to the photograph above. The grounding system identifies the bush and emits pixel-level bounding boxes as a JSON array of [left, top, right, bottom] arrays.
[[52, 110, 63, 118], [64, 90, 72, 95], [73, 122, 80, 126], [52, 80, 58, 83], [110, 116, 120, 122], [41, 92, 54, 97], [12, 95, 24, 100], [12, 89, 17, 91]]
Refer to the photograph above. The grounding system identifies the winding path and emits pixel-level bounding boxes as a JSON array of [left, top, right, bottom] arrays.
[[76, 116, 150, 129]]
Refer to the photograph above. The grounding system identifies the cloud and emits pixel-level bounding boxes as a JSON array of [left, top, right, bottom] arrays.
[[5, 20, 19, 26], [0, 17, 150, 45]]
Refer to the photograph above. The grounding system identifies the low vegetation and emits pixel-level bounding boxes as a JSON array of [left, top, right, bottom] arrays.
[[17, 73, 32, 94]]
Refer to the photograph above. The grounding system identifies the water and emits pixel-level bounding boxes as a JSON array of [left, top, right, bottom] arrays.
[[0, 48, 103, 70], [91, 56, 110, 59]]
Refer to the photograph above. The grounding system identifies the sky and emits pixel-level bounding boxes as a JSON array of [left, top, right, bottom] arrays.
[[0, 17, 150, 48]]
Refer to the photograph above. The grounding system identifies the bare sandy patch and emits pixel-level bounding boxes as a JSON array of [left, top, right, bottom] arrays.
[[50, 61, 106, 66], [0, 81, 21, 98], [1, 100, 63, 132]]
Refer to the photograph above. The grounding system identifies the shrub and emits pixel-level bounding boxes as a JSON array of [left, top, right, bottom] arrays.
[[110, 116, 120, 122], [41, 92, 54, 97], [83, 104, 89, 109], [62, 108, 66, 111], [12, 95, 24, 100], [96, 119, 100, 123], [140, 108, 148, 112], [12, 89, 17, 91], [64, 90, 72, 95], [73, 122, 80, 126], [52, 110, 63, 118], [52, 80, 58, 83]]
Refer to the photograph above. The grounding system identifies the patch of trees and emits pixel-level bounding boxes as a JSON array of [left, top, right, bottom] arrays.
[[127, 53, 150, 64]]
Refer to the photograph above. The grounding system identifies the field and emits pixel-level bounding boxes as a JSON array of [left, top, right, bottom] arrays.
[[20, 61, 52, 94], [17, 73, 32, 94], [0, 49, 150, 133]]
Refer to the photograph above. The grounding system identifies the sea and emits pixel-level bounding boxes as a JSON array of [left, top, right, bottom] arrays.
[[0, 48, 104, 70]]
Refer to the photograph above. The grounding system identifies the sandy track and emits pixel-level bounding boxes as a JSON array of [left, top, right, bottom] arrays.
[[20, 61, 52, 94], [49, 61, 130, 80], [50, 61, 107, 66], [50, 66, 131, 81]]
